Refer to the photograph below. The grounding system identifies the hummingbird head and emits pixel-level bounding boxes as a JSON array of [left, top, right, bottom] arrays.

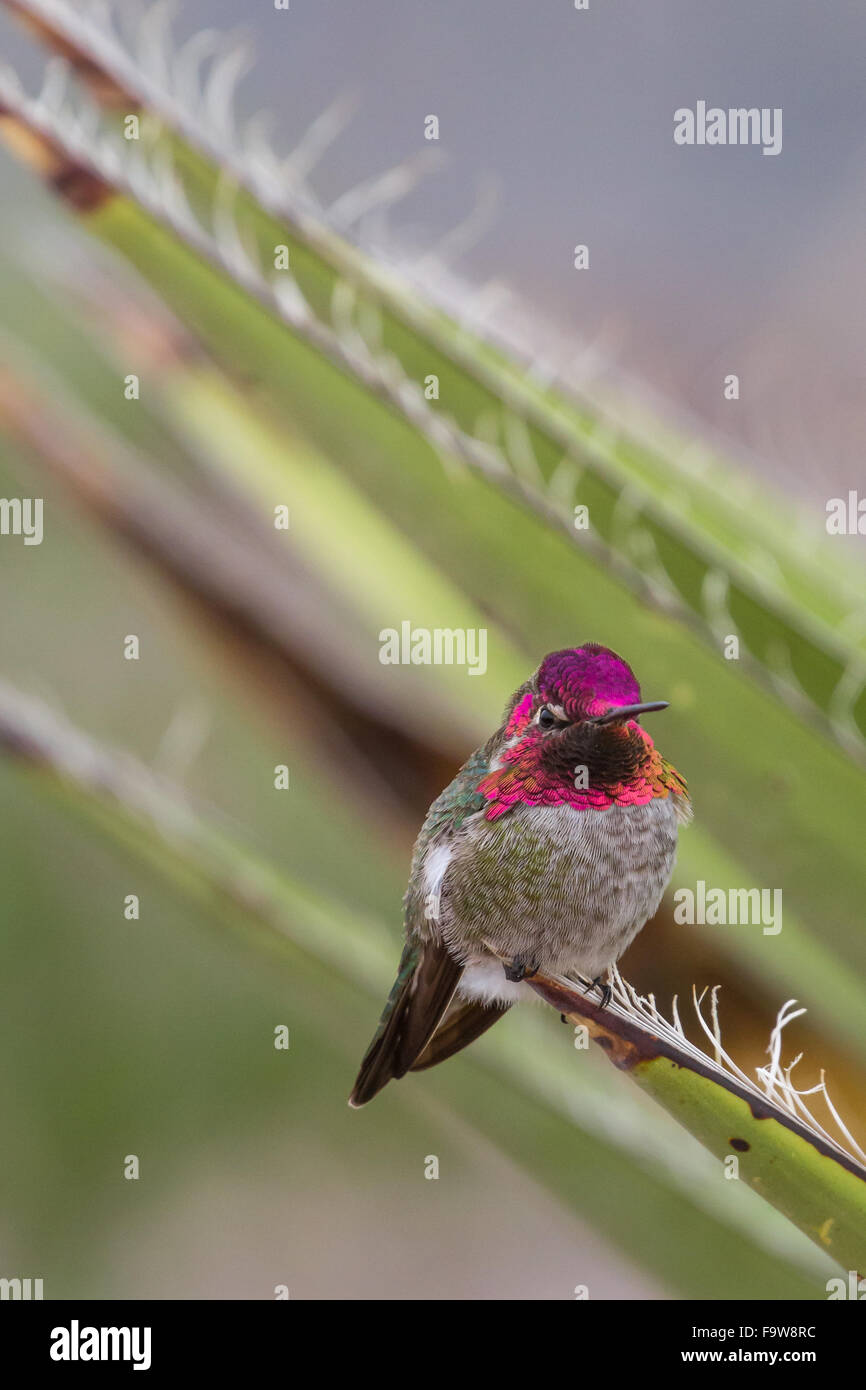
[[534, 644, 667, 728], [481, 643, 684, 817]]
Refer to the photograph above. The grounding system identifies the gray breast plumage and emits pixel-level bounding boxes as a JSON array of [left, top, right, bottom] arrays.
[[410, 797, 680, 1005]]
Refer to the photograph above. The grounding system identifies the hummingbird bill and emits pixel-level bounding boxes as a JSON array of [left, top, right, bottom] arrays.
[[349, 644, 691, 1107]]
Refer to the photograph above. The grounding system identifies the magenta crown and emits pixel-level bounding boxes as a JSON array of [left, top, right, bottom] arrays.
[[537, 644, 641, 720]]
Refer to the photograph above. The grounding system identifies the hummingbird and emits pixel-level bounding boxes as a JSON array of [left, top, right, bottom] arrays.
[[349, 643, 691, 1107]]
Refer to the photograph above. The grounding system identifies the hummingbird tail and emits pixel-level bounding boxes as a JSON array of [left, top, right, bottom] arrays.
[[410, 996, 511, 1072], [348, 939, 462, 1108]]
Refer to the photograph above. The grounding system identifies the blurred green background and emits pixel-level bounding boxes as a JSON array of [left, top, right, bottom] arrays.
[[0, 0, 865, 1300]]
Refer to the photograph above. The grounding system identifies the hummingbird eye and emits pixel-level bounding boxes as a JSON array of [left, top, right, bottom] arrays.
[[538, 706, 558, 730]]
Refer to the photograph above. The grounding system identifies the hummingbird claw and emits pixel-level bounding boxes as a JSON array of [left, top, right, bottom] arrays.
[[503, 955, 540, 983], [591, 976, 612, 1009]]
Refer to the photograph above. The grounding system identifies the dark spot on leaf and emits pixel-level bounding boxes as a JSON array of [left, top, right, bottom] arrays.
[[52, 163, 113, 212], [729, 1138, 750, 1153]]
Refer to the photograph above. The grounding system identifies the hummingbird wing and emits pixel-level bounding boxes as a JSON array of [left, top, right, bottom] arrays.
[[349, 736, 515, 1107], [348, 936, 462, 1107], [409, 996, 510, 1072]]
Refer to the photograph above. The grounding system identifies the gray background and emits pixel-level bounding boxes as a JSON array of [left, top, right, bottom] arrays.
[[195, 0, 866, 503]]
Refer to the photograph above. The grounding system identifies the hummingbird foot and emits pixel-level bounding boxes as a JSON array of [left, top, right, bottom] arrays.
[[591, 975, 612, 1009], [503, 955, 540, 983]]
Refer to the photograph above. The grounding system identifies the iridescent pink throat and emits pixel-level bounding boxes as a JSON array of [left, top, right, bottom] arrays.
[[477, 692, 685, 820]]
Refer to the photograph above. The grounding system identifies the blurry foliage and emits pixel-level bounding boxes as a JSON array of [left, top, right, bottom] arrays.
[[0, 0, 865, 1297]]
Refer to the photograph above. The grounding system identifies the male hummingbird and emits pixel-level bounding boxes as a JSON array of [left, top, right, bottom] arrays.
[[349, 644, 690, 1107]]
